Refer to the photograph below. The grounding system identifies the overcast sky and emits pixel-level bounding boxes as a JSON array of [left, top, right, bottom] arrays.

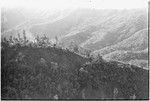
[[2, 0, 148, 10]]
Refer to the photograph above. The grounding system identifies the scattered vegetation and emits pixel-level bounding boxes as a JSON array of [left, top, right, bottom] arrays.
[[103, 50, 148, 68]]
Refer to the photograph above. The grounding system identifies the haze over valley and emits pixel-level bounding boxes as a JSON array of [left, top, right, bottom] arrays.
[[1, 0, 149, 99]]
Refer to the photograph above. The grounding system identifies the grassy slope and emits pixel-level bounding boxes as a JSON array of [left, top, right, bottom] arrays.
[[29, 9, 147, 51], [103, 50, 148, 68], [103, 50, 148, 62], [94, 28, 148, 56], [93, 28, 148, 68]]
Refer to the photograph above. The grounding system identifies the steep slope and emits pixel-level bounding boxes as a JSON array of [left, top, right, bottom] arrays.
[[80, 10, 147, 50], [103, 50, 148, 62], [102, 50, 148, 68], [93, 28, 148, 56], [128, 59, 148, 69], [2, 8, 147, 52], [93, 28, 148, 68], [60, 9, 147, 50], [29, 9, 147, 45]]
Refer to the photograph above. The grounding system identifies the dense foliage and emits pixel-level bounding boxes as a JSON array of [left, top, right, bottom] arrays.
[[1, 32, 89, 99], [79, 59, 148, 99], [1, 32, 149, 99]]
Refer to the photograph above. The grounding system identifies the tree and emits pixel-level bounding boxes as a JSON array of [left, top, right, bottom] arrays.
[[68, 41, 79, 53], [17, 33, 21, 42], [9, 35, 13, 43], [73, 44, 79, 53], [55, 36, 58, 45], [23, 30, 28, 45], [85, 50, 91, 58]]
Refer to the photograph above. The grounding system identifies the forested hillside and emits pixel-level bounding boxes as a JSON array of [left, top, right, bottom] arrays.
[[1, 34, 148, 99]]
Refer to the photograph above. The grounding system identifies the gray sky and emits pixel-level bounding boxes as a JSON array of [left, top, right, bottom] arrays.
[[2, 0, 148, 10]]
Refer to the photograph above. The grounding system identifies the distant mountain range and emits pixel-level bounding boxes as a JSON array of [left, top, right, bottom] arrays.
[[1, 8, 148, 68]]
